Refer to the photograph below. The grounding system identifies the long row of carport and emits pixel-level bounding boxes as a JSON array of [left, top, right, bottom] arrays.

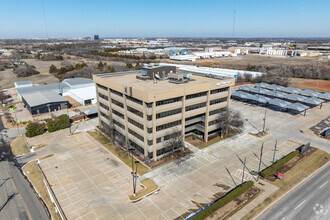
[[232, 83, 329, 115]]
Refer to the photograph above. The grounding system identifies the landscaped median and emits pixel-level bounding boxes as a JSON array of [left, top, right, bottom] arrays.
[[10, 136, 29, 156], [260, 150, 299, 178], [188, 181, 254, 220], [87, 130, 150, 175], [129, 178, 159, 201], [23, 161, 61, 220]]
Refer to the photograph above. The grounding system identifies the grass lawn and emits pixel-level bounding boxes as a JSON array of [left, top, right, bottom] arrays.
[[23, 162, 61, 220], [10, 136, 29, 156], [87, 130, 150, 175], [129, 178, 158, 200], [242, 149, 330, 220]]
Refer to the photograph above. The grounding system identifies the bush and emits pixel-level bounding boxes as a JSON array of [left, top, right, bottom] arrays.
[[46, 114, 69, 132], [191, 181, 254, 220], [26, 122, 45, 137], [260, 150, 299, 177]]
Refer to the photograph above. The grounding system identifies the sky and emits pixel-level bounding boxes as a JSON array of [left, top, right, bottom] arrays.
[[0, 0, 329, 39]]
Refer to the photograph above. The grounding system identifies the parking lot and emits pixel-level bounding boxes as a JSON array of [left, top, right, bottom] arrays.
[[24, 100, 329, 219]]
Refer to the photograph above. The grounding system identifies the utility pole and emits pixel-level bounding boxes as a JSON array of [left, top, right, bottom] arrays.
[[225, 166, 237, 187], [272, 140, 278, 163], [242, 158, 246, 185], [257, 142, 264, 181], [262, 108, 267, 134]]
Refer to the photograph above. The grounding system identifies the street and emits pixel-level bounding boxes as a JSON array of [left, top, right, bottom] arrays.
[[0, 118, 49, 220], [258, 163, 330, 220]]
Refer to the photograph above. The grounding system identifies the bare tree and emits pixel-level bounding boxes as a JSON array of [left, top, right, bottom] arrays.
[[217, 108, 244, 138], [0, 90, 6, 105], [164, 129, 184, 157]]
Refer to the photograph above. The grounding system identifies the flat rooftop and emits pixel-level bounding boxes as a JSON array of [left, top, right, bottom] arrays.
[[94, 73, 233, 92]]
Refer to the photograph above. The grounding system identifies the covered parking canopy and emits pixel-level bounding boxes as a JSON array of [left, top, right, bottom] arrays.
[[237, 85, 254, 92], [299, 89, 321, 97], [231, 91, 255, 100], [286, 103, 309, 115], [279, 87, 301, 94], [254, 82, 269, 88], [303, 97, 325, 108], [249, 94, 270, 104], [285, 93, 307, 102], [317, 93, 330, 101], [268, 98, 291, 109]]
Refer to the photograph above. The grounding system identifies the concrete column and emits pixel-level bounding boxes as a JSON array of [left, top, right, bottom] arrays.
[[181, 96, 186, 138], [95, 85, 102, 127], [227, 86, 231, 109], [123, 94, 129, 149], [152, 101, 157, 161], [142, 102, 148, 159], [204, 90, 210, 142]]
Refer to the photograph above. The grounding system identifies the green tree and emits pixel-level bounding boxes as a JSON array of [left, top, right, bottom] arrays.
[[126, 63, 133, 68], [26, 122, 45, 137], [97, 62, 104, 69], [49, 64, 58, 73]]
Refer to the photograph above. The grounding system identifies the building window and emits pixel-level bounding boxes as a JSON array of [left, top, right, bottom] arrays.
[[111, 99, 124, 108], [127, 106, 143, 117], [128, 128, 144, 142], [99, 102, 109, 110], [156, 97, 182, 106], [97, 84, 108, 91], [129, 140, 144, 155], [210, 97, 227, 105], [209, 108, 226, 116], [112, 109, 124, 119], [145, 102, 153, 108], [128, 117, 144, 130], [185, 102, 206, 111], [100, 111, 108, 118], [209, 119, 219, 126], [113, 119, 125, 129], [147, 127, 153, 133], [98, 93, 108, 101], [126, 95, 143, 105], [156, 108, 181, 119], [211, 87, 229, 94], [148, 140, 153, 146], [156, 120, 181, 131], [186, 91, 207, 100], [147, 115, 152, 121], [110, 89, 123, 97]]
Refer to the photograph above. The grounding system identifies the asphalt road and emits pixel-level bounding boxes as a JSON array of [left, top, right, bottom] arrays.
[[0, 118, 49, 220], [258, 163, 330, 220]]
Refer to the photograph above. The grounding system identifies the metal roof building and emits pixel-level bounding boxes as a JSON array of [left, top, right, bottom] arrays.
[[22, 91, 69, 115]]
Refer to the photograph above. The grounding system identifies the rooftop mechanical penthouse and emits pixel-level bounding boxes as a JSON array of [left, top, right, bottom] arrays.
[[93, 65, 235, 161]]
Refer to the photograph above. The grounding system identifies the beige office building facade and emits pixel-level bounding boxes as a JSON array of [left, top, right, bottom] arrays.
[[93, 66, 234, 161]]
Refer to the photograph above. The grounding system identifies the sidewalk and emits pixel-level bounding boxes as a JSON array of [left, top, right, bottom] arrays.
[[228, 180, 278, 220]]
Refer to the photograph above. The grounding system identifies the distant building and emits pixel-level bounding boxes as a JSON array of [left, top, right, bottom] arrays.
[[93, 65, 234, 161], [94, 35, 99, 41]]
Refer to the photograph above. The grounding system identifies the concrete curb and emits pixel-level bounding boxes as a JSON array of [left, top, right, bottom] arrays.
[[253, 161, 329, 220]]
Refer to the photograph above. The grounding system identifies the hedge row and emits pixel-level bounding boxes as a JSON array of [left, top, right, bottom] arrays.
[[26, 114, 70, 137], [260, 150, 299, 178], [191, 181, 254, 220]]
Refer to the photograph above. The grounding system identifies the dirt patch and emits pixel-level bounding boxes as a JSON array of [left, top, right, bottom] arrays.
[[207, 187, 260, 220], [185, 136, 204, 147], [290, 78, 330, 93]]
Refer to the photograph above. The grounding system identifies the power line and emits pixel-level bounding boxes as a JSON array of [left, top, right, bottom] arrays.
[[41, 0, 49, 39]]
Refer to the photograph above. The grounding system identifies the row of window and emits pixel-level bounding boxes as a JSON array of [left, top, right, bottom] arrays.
[[113, 109, 124, 119], [127, 106, 143, 118], [110, 89, 123, 97], [97, 84, 108, 91], [128, 128, 144, 142], [209, 107, 226, 116], [98, 93, 108, 101], [113, 119, 124, 130], [156, 131, 181, 144], [186, 91, 207, 100], [100, 111, 108, 118], [156, 97, 182, 106], [211, 87, 229, 94], [128, 117, 144, 130], [156, 120, 181, 131], [129, 140, 144, 155], [112, 99, 124, 108], [209, 119, 219, 126], [156, 108, 181, 119], [186, 102, 206, 112], [99, 102, 109, 111], [126, 95, 143, 105], [210, 97, 227, 105]]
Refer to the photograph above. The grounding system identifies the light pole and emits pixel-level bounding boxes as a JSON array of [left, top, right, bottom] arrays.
[[262, 108, 267, 134], [66, 103, 71, 135], [133, 161, 139, 195], [47, 104, 51, 117]]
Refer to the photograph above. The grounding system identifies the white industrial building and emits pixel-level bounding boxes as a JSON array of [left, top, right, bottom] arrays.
[[159, 63, 263, 78], [63, 86, 97, 105]]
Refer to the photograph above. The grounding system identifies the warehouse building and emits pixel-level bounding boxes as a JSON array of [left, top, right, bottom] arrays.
[[22, 91, 69, 115], [93, 65, 234, 161]]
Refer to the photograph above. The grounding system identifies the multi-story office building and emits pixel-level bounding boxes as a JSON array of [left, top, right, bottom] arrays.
[[93, 65, 234, 161]]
